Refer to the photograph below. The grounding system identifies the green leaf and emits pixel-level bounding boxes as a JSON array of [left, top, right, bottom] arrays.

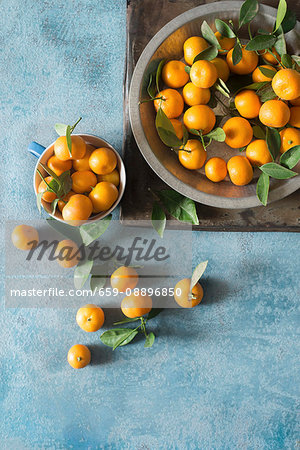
[[190, 260, 208, 291], [36, 192, 43, 214], [147, 308, 163, 321], [205, 127, 226, 142], [260, 162, 297, 179], [79, 214, 112, 246], [182, 125, 189, 146], [151, 202, 166, 238], [256, 83, 277, 102], [215, 81, 230, 98], [239, 0, 259, 28], [156, 59, 165, 94], [259, 67, 276, 79], [232, 43, 243, 66], [256, 172, 270, 206], [281, 54, 293, 68], [193, 45, 218, 63], [144, 332, 155, 348], [274, 0, 287, 32], [280, 9, 296, 34], [266, 127, 281, 161], [245, 35, 276, 51], [215, 19, 236, 38], [54, 123, 68, 136], [50, 198, 59, 215], [280, 145, 300, 169], [201, 21, 221, 49], [184, 65, 191, 74], [157, 190, 199, 225], [274, 31, 286, 56], [147, 72, 156, 99], [292, 55, 300, 66], [57, 170, 72, 197], [234, 81, 268, 95], [46, 217, 81, 242], [74, 259, 94, 289], [90, 275, 106, 291], [38, 162, 61, 184], [100, 328, 138, 349], [66, 125, 72, 157], [253, 125, 266, 139], [155, 107, 183, 148]]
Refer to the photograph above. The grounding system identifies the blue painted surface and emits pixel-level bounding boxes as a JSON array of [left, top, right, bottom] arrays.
[[0, 1, 299, 449]]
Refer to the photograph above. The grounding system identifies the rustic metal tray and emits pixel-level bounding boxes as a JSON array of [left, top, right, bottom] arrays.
[[121, 0, 300, 231]]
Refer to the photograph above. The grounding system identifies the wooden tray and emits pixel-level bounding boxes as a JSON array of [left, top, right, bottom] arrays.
[[120, 0, 300, 231]]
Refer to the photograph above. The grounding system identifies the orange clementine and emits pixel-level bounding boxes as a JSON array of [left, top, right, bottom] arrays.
[[62, 194, 93, 223], [227, 46, 258, 75], [121, 292, 152, 318], [11, 225, 39, 250], [279, 127, 300, 153], [290, 96, 300, 106], [57, 191, 76, 212], [97, 169, 120, 187], [214, 31, 235, 54], [54, 239, 81, 268], [259, 48, 280, 65], [67, 344, 91, 369], [54, 135, 86, 161], [174, 278, 203, 308], [89, 147, 117, 175], [76, 304, 105, 332], [272, 69, 300, 101], [183, 36, 209, 65], [234, 90, 262, 119], [170, 119, 184, 140], [223, 117, 253, 148], [89, 182, 118, 213], [190, 60, 218, 88], [47, 155, 72, 176], [289, 106, 300, 128], [178, 139, 206, 170], [154, 89, 184, 119], [245, 140, 272, 166], [227, 156, 253, 186], [211, 57, 230, 82], [162, 60, 189, 88], [183, 105, 216, 135], [182, 82, 211, 106], [259, 99, 290, 128], [252, 65, 277, 83], [71, 170, 97, 194], [38, 176, 57, 203], [73, 144, 94, 171], [110, 266, 139, 293], [205, 157, 227, 182]]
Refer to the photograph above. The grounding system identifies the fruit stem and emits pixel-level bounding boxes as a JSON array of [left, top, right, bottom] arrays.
[[70, 117, 82, 133], [77, 357, 82, 362]]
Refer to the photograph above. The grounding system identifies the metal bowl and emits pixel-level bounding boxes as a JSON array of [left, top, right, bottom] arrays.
[[129, 1, 300, 209]]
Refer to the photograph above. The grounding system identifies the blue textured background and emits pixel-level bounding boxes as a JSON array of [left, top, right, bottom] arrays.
[[1, 0, 299, 448]]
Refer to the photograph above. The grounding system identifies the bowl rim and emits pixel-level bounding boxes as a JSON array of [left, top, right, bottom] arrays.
[[33, 133, 126, 224], [129, 0, 300, 209]]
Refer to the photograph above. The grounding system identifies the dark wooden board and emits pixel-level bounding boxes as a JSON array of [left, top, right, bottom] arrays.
[[121, 0, 300, 232]]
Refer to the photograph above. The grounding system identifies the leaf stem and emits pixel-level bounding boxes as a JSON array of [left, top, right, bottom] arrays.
[[139, 96, 164, 105]]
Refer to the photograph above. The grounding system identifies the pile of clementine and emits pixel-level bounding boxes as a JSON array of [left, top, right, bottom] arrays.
[[151, 31, 300, 187], [38, 136, 120, 223]]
